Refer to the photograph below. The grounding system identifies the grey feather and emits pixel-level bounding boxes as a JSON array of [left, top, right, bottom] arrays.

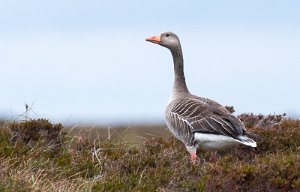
[[166, 96, 247, 145]]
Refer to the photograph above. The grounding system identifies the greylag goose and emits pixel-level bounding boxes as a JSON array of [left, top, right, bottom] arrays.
[[146, 32, 257, 162]]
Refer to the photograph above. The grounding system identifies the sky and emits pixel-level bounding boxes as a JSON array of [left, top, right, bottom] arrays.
[[0, 0, 300, 125]]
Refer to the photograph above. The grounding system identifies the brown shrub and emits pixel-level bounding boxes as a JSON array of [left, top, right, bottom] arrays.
[[238, 113, 286, 129], [225, 105, 235, 113], [10, 119, 65, 151]]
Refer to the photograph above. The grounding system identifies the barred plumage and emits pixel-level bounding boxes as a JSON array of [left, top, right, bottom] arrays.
[[146, 32, 257, 162]]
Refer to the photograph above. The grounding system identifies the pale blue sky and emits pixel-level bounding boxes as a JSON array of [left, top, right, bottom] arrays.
[[1, 1, 299, 124]]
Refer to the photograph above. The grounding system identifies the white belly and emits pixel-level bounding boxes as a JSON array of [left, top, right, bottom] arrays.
[[194, 133, 241, 151]]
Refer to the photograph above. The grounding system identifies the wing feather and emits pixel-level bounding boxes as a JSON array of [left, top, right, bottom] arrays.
[[167, 97, 245, 139]]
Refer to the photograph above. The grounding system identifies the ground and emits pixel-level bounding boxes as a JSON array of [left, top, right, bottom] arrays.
[[0, 114, 299, 192]]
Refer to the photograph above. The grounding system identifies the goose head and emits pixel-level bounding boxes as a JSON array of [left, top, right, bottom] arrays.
[[146, 32, 181, 50]]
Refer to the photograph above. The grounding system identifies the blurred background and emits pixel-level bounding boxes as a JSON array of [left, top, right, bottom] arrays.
[[1, 0, 299, 125]]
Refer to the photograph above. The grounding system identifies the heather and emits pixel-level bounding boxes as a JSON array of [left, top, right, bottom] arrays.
[[0, 112, 299, 191]]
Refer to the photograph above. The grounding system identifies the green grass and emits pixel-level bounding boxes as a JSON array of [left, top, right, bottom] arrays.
[[0, 116, 299, 191]]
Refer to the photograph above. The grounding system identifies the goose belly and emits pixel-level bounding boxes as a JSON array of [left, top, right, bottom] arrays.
[[194, 133, 241, 151]]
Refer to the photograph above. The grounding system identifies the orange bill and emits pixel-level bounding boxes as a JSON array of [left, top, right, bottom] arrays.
[[145, 35, 161, 43]]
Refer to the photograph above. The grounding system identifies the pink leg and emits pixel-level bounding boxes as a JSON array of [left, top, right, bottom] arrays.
[[186, 146, 198, 164], [191, 152, 198, 163]]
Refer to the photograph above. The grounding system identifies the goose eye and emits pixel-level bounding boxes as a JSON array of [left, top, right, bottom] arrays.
[[166, 34, 170, 37]]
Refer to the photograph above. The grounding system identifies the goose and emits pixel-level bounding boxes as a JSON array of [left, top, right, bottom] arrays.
[[146, 32, 257, 162]]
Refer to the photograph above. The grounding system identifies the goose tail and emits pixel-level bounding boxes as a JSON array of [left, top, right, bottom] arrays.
[[237, 135, 257, 147]]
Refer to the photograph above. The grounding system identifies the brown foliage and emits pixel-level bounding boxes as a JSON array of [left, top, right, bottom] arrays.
[[238, 113, 286, 129], [0, 116, 299, 191], [9, 119, 65, 151]]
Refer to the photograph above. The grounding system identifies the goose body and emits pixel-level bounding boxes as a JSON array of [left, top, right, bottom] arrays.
[[146, 32, 256, 161]]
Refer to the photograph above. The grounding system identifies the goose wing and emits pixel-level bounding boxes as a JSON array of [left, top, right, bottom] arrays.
[[168, 98, 245, 139]]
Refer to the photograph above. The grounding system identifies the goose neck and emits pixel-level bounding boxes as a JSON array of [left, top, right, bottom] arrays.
[[171, 47, 189, 95]]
